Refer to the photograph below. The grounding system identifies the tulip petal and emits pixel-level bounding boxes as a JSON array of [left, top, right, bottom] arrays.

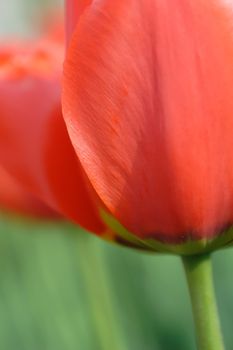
[[0, 40, 104, 233], [63, 0, 233, 241]]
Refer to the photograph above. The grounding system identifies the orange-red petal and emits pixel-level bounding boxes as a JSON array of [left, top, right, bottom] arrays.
[[63, 0, 233, 242]]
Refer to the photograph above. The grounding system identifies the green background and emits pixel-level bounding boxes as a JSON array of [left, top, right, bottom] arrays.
[[0, 1, 233, 349]]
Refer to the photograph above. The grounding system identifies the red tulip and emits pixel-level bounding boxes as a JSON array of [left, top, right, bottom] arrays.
[[0, 166, 57, 218], [0, 22, 105, 233], [62, 0, 233, 252]]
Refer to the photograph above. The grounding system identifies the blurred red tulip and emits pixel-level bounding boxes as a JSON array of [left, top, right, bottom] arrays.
[[0, 20, 106, 233], [39, 10, 65, 43], [61, 0, 233, 252], [0, 166, 58, 218]]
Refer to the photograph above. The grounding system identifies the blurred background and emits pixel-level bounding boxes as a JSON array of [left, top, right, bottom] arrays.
[[0, 1, 233, 349]]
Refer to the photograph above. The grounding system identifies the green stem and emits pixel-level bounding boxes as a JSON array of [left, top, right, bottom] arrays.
[[182, 254, 224, 350]]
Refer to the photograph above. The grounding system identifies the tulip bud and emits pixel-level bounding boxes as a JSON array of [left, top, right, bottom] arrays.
[[63, 0, 233, 254], [0, 15, 105, 233]]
